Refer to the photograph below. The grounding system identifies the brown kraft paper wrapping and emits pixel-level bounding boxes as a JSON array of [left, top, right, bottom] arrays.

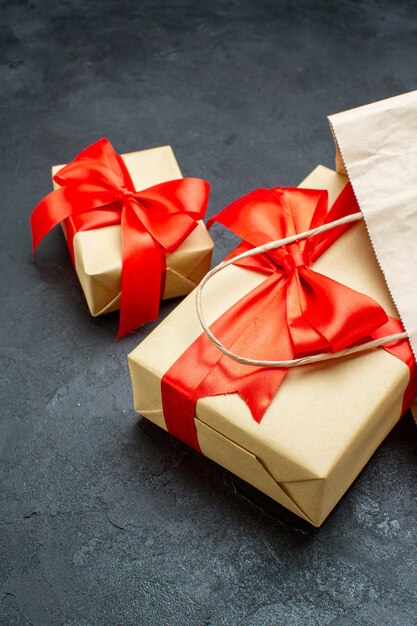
[[52, 146, 214, 317], [128, 165, 410, 527]]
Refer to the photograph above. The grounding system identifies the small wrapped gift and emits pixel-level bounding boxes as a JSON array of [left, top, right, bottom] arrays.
[[31, 139, 213, 337], [128, 92, 417, 526]]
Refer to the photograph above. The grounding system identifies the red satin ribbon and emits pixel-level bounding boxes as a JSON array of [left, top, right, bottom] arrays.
[[30, 138, 210, 338], [161, 183, 417, 452]]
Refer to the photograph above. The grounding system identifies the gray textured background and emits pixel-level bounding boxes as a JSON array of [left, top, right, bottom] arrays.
[[1, 1, 417, 624]]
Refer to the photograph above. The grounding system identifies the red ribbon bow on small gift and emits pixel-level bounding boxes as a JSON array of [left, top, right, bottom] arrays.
[[30, 138, 210, 338], [161, 182, 411, 452]]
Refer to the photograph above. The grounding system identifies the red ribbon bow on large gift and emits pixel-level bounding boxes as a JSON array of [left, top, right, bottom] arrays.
[[30, 138, 210, 338], [162, 183, 414, 452]]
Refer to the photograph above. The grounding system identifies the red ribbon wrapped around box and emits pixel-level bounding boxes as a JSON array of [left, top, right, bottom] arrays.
[[161, 183, 417, 452], [30, 138, 210, 338]]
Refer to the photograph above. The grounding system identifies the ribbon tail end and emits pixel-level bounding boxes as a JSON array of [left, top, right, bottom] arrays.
[[116, 323, 135, 340], [236, 390, 268, 424]]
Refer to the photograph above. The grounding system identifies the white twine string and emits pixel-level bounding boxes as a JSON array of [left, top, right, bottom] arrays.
[[196, 211, 407, 368]]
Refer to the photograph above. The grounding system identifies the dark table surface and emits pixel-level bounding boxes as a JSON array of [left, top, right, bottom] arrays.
[[1, 1, 417, 624]]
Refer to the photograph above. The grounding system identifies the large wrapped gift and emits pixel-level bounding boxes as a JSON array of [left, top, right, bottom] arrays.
[[128, 92, 417, 526], [31, 139, 213, 337]]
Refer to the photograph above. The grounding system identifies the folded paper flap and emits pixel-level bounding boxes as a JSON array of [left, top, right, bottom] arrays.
[[197, 395, 322, 482], [92, 293, 121, 317], [328, 91, 417, 362], [195, 419, 316, 524], [163, 268, 198, 299]]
